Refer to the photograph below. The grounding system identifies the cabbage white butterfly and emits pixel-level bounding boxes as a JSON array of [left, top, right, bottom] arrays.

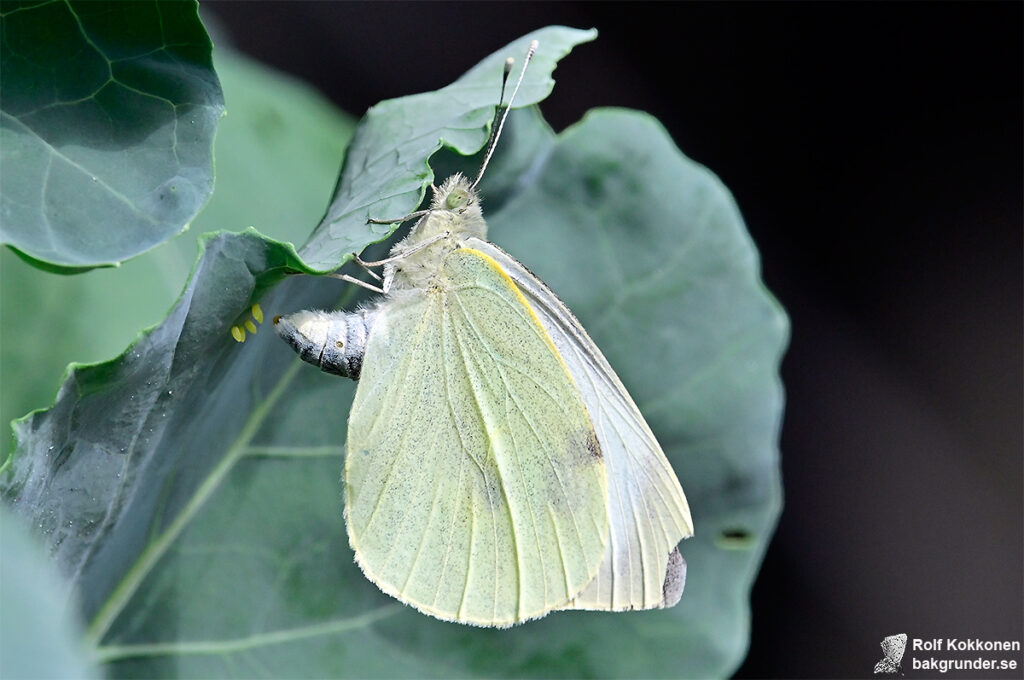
[[275, 41, 692, 626]]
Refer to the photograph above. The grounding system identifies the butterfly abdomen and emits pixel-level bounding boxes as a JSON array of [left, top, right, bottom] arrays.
[[273, 308, 378, 379]]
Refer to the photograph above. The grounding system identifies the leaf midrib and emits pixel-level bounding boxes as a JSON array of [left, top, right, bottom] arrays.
[[84, 358, 305, 648], [92, 604, 402, 663]]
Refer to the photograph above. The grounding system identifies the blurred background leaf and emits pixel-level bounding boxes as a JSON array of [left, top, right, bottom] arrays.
[[0, 0, 223, 270], [2, 28, 786, 678], [0, 506, 99, 680]]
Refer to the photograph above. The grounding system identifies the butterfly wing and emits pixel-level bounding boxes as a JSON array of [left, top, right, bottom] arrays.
[[345, 247, 608, 626], [469, 238, 694, 610]]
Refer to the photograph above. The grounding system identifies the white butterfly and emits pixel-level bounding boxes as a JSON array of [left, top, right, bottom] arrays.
[[275, 41, 692, 626]]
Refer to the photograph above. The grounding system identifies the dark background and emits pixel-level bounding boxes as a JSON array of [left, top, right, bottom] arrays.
[[204, 3, 1023, 677]]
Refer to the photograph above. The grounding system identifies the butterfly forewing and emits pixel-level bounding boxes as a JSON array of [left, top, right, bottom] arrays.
[[469, 238, 693, 611], [345, 247, 609, 626]]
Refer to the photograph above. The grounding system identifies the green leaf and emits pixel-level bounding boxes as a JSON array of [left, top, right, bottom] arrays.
[[0, 506, 100, 680], [298, 25, 597, 272], [0, 47, 354, 460], [0, 0, 224, 270], [1, 28, 787, 678]]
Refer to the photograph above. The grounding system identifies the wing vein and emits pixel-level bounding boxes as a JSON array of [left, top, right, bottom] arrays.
[[445, 295, 521, 622], [452, 288, 593, 599], [357, 302, 438, 541]]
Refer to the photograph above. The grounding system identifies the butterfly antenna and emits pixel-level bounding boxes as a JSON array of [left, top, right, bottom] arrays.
[[471, 40, 538, 190]]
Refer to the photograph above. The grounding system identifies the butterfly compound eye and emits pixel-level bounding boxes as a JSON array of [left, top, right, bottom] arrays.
[[445, 188, 469, 210]]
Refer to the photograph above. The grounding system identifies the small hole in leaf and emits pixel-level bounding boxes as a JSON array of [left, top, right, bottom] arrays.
[[716, 527, 755, 550]]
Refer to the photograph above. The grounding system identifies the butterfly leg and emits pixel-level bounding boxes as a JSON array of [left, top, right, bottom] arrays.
[[351, 254, 384, 282], [366, 209, 431, 225], [354, 231, 451, 268], [324, 272, 386, 295]]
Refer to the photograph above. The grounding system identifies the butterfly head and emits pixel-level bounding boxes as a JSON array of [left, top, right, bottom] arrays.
[[410, 173, 486, 243], [431, 174, 478, 214]]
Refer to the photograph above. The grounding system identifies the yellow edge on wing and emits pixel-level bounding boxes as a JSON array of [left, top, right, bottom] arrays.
[[457, 247, 573, 379]]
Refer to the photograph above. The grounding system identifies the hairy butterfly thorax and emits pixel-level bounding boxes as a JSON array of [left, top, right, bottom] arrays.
[[385, 173, 487, 294]]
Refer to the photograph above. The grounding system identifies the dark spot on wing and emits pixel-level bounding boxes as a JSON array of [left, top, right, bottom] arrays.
[[564, 430, 602, 468], [661, 547, 686, 607]]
